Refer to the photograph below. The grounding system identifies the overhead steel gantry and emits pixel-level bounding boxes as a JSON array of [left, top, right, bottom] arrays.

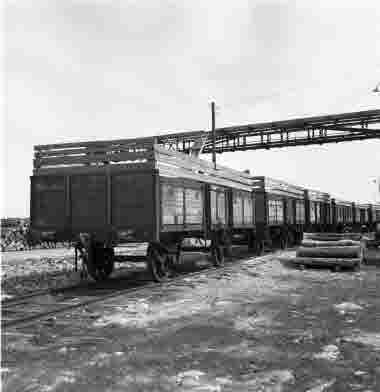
[[155, 109, 380, 155]]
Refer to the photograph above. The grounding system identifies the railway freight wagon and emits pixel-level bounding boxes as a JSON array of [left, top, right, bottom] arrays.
[[304, 189, 331, 232], [331, 198, 354, 232], [31, 141, 259, 281], [251, 176, 305, 250], [356, 203, 371, 228], [370, 204, 380, 227], [375, 204, 380, 223]]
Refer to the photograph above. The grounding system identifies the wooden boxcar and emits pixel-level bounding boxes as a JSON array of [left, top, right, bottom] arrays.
[[374, 204, 380, 223], [332, 198, 354, 231], [304, 189, 331, 232], [356, 203, 371, 228], [31, 141, 258, 281], [370, 204, 380, 227], [251, 176, 306, 249]]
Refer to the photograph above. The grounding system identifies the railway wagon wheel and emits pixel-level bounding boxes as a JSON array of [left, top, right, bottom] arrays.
[[211, 244, 225, 267], [147, 244, 171, 282], [83, 245, 115, 281]]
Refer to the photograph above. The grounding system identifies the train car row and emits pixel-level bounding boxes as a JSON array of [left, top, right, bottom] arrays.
[[31, 140, 380, 281]]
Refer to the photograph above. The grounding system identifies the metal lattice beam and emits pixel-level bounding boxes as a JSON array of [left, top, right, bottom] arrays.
[[156, 109, 380, 153]]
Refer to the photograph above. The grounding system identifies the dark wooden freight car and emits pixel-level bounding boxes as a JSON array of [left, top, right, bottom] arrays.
[[305, 189, 331, 232], [31, 141, 257, 281], [251, 176, 306, 251]]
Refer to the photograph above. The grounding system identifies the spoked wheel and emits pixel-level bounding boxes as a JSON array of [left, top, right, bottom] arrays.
[[212, 244, 225, 267], [147, 244, 171, 282], [83, 246, 115, 281]]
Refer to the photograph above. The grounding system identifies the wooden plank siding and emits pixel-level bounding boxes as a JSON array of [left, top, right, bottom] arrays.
[[35, 150, 154, 168], [33, 142, 254, 191], [31, 140, 259, 241]]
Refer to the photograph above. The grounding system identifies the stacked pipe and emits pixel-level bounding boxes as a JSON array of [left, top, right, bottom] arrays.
[[292, 232, 363, 270]]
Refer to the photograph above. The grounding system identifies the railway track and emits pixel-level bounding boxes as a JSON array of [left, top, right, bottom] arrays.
[[2, 248, 277, 329], [1, 266, 146, 308]]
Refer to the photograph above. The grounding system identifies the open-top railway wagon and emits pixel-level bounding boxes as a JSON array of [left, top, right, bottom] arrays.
[[374, 204, 380, 223], [332, 198, 354, 232], [356, 203, 373, 230], [251, 176, 306, 250], [31, 140, 260, 281], [305, 189, 331, 232]]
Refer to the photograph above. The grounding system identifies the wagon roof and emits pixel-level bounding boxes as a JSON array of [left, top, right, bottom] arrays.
[[334, 198, 353, 206], [250, 176, 305, 198], [307, 189, 331, 202], [356, 203, 372, 208]]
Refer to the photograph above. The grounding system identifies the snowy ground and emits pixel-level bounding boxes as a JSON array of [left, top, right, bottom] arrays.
[[0, 245, 148, 298], [2, 249, 380, 391]]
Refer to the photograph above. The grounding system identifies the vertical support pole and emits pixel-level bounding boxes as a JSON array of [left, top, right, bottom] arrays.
[[211, 101, 216, 169]]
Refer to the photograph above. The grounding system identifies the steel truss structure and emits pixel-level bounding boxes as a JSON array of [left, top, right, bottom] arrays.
[[157, 109, 380, 154], [36, 109, 380, 157]]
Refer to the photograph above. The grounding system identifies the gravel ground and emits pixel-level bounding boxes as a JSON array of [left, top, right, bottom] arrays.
[[2, 249, 380, 391], [0, 245, 148, 298]]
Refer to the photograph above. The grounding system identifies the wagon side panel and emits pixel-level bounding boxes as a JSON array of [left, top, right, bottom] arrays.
[[70, 174, 107, 232], [111, 171, 156, 241], [159, 178, 204, 233], [30, 175, 66, 231]]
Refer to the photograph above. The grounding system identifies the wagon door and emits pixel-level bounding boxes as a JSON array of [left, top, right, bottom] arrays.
[[112, 172, 156, 241], [210, 185, 229, 228]]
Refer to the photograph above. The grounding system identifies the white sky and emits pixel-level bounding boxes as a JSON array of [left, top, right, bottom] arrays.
[[3, 0, 380, 217]]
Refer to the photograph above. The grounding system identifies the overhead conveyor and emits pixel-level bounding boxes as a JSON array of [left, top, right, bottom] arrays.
[[35, 109, 380, 157], [157, 109, 380, 154]]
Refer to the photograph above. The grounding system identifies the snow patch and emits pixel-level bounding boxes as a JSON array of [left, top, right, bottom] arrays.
[[244, 369, 295, 391], [41, 371, 76, 391], [175, 370, 221, 391], [343, 332, 380, 351], [306, 379, 336, 392], [234, 312, 280, 332], [174, 369, 294, 391], [314, 345, 340, 361], [334, 302, 363, 314], [94, 298, 210, 328]]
